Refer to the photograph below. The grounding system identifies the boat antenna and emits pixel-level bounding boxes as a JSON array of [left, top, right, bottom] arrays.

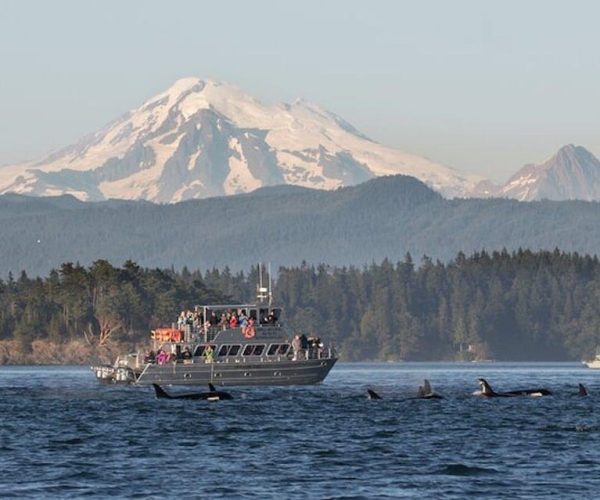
[[257, 262, 268, 303], [268, 262, 273, 307]]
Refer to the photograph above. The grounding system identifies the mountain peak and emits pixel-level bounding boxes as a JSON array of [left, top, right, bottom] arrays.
[[553, 144, 595, 163], [0, 78, 479, 203], [501, 145, 600, 201], [168, 76, 205, 90]]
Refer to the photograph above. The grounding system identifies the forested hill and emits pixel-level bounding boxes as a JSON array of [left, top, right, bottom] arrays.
[[3, 175, 600, 277], [1, 251, 600, 362]]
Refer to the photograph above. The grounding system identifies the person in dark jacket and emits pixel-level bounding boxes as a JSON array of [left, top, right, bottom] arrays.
[[299, 334, 308, 360]]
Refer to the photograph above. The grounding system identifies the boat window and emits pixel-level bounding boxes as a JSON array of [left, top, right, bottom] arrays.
[[259, 308, 269, 324], [267, 344, 279, 356], [218, 345, 229, 356], [193, 345, 215, 357], [278, 344, 290, 355], [242, 344, 266, 356], [228, 345, 241, 356]]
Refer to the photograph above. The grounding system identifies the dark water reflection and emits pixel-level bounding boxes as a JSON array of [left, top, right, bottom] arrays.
[[1, 363, 599, 498]]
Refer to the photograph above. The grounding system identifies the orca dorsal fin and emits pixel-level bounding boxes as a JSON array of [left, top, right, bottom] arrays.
[[417, 386, 425, 397], [152, 384, 172, 399], [478, 378, 494, 396], [367, 389, 382, 400], [208, 383, 217, 392], [423, 379, 433, 395], [579, 383, 589, 396]]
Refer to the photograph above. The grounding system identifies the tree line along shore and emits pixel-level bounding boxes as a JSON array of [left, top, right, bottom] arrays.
[[1, 249, 599, 364]]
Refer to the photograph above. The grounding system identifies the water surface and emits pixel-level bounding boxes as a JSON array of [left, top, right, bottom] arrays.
[[1, 363, 599, 498]]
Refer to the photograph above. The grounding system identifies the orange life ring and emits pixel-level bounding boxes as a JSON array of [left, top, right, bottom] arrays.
[[153, 328, 180, 342], [242, 326, 256, 339]]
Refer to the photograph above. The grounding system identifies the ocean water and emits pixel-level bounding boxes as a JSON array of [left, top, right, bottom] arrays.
[[1, 363, 599, 499]]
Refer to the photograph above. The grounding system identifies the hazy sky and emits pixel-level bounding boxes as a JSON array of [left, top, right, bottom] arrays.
[[1, 0, 599, 182]]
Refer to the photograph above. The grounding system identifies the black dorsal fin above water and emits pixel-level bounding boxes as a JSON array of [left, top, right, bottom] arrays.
[[477, 378, 551, 397], [420, 379, 443, 399], [408, 380, 443, 400], [579, 383, 589, 397], [208, 383, 217, 392], [423, 379, 433, 395], [152, 383, 173, 399], [478, 378, 497, 396], [367, 389, 382, 400]]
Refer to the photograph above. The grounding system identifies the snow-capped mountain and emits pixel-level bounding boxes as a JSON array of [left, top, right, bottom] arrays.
[[501, 145, 600, 201], [0, 78, 481, 202]]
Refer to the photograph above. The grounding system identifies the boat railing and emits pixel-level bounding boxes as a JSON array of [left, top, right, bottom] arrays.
[[181, 324, 283, 344], [136, 361, 152, 382]]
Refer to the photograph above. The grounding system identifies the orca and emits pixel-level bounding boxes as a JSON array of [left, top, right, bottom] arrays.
[[415, 379, 444, 399], [477, 378, 552, 398], [578, 383, 589, 397], [152, 383, 233, 401], [404, 379, 444, 400], [367, 389, 383, 400]]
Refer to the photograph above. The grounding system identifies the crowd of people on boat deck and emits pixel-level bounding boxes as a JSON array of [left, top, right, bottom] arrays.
[[292, 334, 324, 360], [144, 345, 197, 365], [176, 308, 279, 335], [143, 334, 324, 365]]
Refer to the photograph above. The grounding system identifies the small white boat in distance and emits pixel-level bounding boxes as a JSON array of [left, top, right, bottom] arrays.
[[584, 348, 600, 368]]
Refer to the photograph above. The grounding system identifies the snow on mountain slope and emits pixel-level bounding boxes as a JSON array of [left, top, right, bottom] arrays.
[[0, 77, 482, 202], [501, 145, 600, 201]]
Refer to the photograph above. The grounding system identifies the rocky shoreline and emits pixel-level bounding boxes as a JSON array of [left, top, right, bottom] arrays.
[[0, 339, 147, 366]]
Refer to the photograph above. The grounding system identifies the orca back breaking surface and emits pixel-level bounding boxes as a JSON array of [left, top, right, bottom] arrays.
[[477, 378, 551, 398], [152, 383, 232, 401]]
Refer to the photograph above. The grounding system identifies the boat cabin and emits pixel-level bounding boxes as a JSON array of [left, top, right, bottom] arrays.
[[139, 303, 326, 367]]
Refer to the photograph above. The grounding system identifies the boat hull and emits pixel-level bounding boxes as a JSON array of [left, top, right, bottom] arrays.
[[136, 357, 337, 386]]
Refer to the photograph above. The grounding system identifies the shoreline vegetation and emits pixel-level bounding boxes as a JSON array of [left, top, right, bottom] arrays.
[[0, 339, 143, 366], [1, 249, 600, 365]]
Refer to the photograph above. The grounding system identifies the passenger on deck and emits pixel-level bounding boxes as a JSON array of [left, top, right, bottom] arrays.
[[219, 313, 230, 330], [144, 350, 156, 364], [292, 335, 301, 361], [209, 311, 219, 326], [177, 311, 186, 330], [182, 347, 192, 360], [300, 334, 308, 360], [239, 309, 248, 327], [204, 345, 214, 364], [229, 314, 238, 328], [307, 337, 323, 359], [156, 349, 170, 365]]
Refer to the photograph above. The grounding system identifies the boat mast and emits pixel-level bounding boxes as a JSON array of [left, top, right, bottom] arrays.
[[268, 262, 273, 307], [256, 262, 272, 306]]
